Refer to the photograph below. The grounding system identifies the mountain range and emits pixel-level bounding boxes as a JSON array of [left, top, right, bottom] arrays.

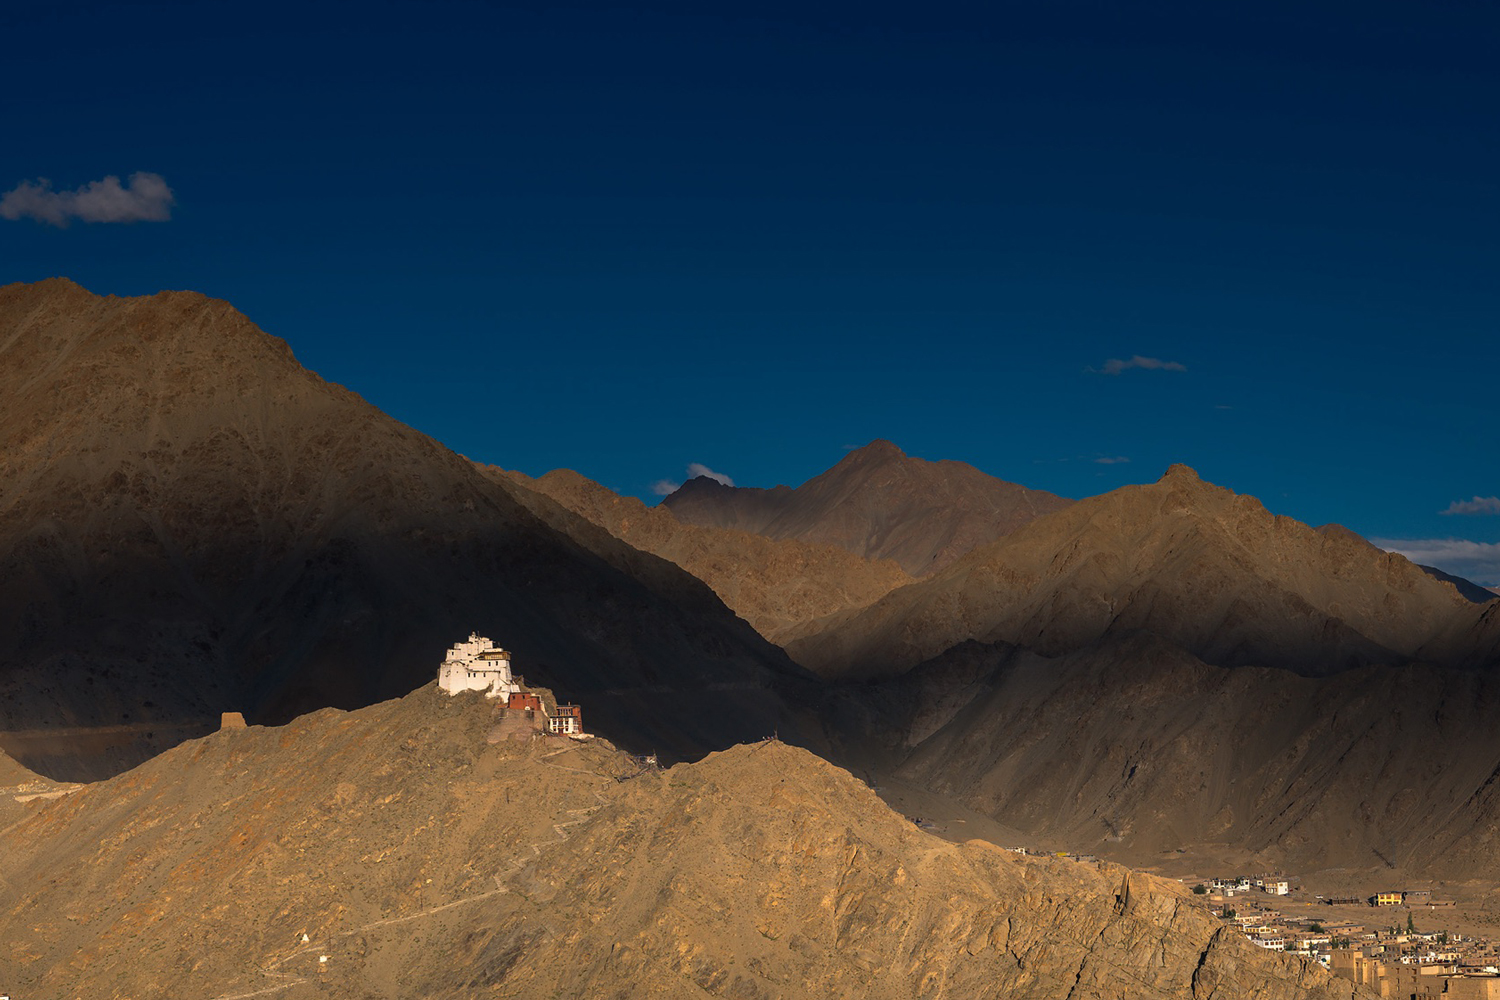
[[663, 438, 1072, 576], [492, 466, 913, 645], [782, 462, 1494, 679], [3, 277, 1497, 994], [0, 279, 804, 777]]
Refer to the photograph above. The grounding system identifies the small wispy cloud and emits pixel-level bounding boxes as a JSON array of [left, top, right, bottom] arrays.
[[651, 462, 735, 497], [1090, 355, 1188, 376], [0, 172, 175, 226], [1094, 456, 1130, 465], [1373, 538, 1500, 587], [1442, 496, 1500, 516]]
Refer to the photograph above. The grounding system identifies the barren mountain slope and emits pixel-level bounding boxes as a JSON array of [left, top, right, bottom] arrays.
[[825, 634, 1500, 879], [663, 439, 1073, 576], [0, 687, 1367, 1000], [787, 464, 1492, 678], [492, 467, 913, 643], [0, 747, 43, 788], [0, 279, 804, 776]]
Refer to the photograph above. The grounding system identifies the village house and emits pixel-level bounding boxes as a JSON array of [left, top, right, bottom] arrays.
[[548, 704, 583, 735], [1257, 876, 1291, 895]]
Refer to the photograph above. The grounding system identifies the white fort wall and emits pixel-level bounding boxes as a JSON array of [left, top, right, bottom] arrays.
[[437, 633, 522, 699]]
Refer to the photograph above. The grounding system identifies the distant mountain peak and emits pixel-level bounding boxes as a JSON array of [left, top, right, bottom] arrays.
[[672, 474, 738, 496], [664, 442, 1072, 576], [845, 439, 906, 460], [1160, 463, 1202, 482]]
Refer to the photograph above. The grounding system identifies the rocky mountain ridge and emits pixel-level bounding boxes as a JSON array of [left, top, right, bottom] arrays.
[[663, 439, 1073, 576], [492, 466, 914, 644], [785, 464, 1493, 679], [0, 685, 1369, 999]]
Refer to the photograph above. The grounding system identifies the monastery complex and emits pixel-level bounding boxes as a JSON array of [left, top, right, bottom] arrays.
[[437, 633, 585, 736]]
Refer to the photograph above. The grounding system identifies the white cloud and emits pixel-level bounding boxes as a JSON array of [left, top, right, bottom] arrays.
[[650, 479, 679, 496], [1373, 538, 1500, 587], [0, 172, 175, 226], [1092, 355, 1188, 376], [1442, 496, 1500, 516], [686, 462, 733, 487], [1094, 456, 1130, 465]]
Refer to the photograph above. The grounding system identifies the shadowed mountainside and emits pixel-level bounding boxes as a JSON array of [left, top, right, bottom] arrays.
[[662, 439, 1073, 576], [0, 686, 1369, 1000], [786, 464, 1494, 679], [821, 633, 1500, 879], [0, 279, 808, 777], [492, 467, 913, 644]]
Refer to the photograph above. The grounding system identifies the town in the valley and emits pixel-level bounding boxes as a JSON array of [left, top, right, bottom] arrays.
[[1182, 872, 1500, 998]]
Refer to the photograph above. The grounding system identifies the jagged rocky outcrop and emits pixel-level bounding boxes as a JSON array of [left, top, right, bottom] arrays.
[[0, 687, 1370, 999], [663, 439, 1072, 576]]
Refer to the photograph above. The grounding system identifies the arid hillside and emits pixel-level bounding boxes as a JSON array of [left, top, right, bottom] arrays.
[[0, 279, 806, 777], [786, 464, 1494, 678], [0, 747, 50, 791], [494, 466, 913, 643], [823, 633, 1500, 879], [663, 439, 1072, 576], [0, 686, 1368, 1000]]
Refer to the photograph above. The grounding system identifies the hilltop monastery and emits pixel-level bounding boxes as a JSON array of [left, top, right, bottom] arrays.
[[437, 633, 584, 735]]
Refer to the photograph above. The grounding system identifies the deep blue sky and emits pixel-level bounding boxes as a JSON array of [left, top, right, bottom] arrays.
[[2, 0, 1497, 582]]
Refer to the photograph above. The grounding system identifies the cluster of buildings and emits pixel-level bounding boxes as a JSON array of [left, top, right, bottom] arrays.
[[1330, 943, 1500, 998], [436, 633, 585, 736], [1207, 874, 1291, 897], [1195, 874, 1500, 996]]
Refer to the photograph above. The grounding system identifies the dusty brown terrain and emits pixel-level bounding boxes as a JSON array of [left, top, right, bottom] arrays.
[[0, 746, 63, 797], [786, 464, 1495, 679], [663, 438, 1072, 576], [0, 686, 1370, 999], [0, 278, 809, 778], [495, 466, 913, 643]]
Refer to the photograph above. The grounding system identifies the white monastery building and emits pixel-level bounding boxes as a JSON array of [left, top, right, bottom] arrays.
[[437, 633, 523, 699]]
